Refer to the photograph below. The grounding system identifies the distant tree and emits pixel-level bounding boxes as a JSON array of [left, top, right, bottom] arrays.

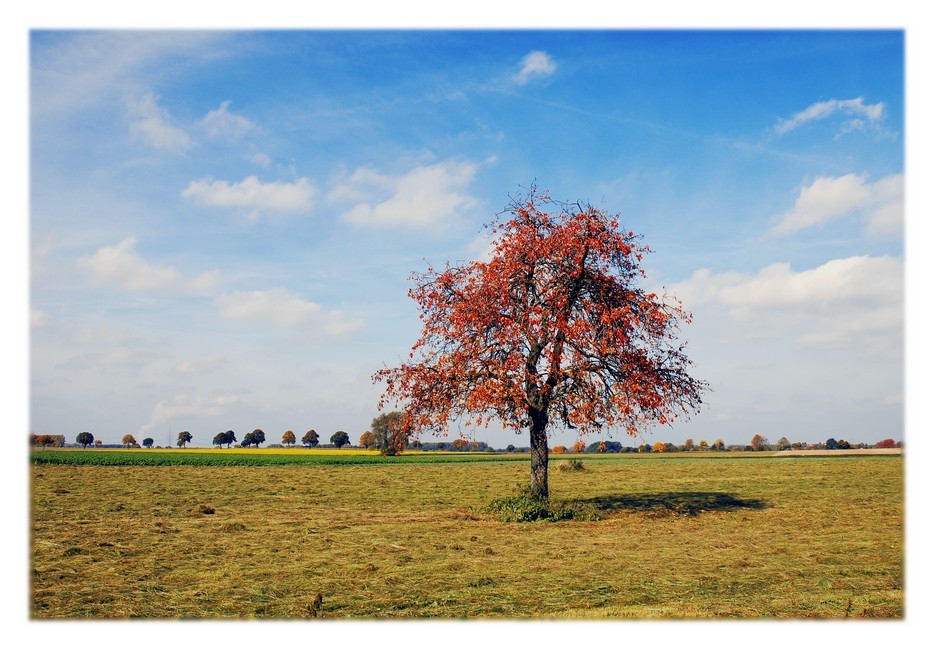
[[652, 441, 666, 453], [505, 444, 516, 453], [791, 441, 804, 450], [223, 430, 237, 448], [775, 436, 791, 451], [94, 439, 102, 447], [552, 445, 568, 453], [359, 430, 375, 449], [371, 411, 412, 456], [241, 429, 266, 448], [282, 430, 296, 447], [177, 431, 192, 448], [122, 434, 137, 448], [683, 438, 694, 451], [750, 434, 768, 451], [76, 431, 94, 448], [836, 439, 851, 450], [302, 429, 319, 448], [826, 438, 838, 450], [142, 437, 154, 449], [698, 439, 709, 451], [713, 438, 725, 451], [330, 431, 350, 448], [452, 438, 469, 451], [212, 432, 226, 448], [572, 440, 586, 454], [875, 438, 897, 449], [597, 441, 607, 453]]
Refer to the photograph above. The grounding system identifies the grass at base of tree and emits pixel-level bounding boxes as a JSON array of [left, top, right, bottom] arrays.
[[31, 456, 902, 618]]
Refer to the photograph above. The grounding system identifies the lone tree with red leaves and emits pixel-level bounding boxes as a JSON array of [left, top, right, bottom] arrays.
[[374, 187, 706, 499]]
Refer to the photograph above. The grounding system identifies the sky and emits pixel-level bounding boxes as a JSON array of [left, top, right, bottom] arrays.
[[25, 27, 909, 450]]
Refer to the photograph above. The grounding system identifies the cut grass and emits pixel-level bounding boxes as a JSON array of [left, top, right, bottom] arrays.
[[30, 455, 902, 618]]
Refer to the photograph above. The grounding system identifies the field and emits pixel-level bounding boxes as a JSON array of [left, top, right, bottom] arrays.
[[30, 450, 903, 619]]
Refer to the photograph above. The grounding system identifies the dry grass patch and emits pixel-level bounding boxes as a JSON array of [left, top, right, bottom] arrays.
[[31, 456, 902, 618]]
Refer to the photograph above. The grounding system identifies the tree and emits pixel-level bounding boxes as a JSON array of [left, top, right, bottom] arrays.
[[282, 430, 296, 447], [775, 436, 791, 451], [572, 440, 586, 453], [826, 438, 838, 450], [683, 438, 694, 452], [142, 437, 154, 449], [713, 438, 725, 451], [698, 439, 709, 451], [374, 188, 706, 498], [359, 430, 375, 449], [330, 431, 350, 448], [552, 445, 568, 453], [452, 438, 469, 451], [242, 429, 266, 448], [370, 411, 412, 456], [122, 434, 137, 448], [177, 431, 192, 448], [750, 434, 768, 452], [76, 431, 94, 448], [875, 438, 897, 449], [652, 441, 666, 453], [94, 439, 102, 447], [302, 429, 319, 448], [212, 432, 226, 448]]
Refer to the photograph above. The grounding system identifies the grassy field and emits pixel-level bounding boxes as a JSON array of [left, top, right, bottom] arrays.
[[30, 452, 902, 619]]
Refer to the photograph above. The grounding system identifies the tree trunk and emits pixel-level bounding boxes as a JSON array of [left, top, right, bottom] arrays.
[[529, 407, 549, 499]]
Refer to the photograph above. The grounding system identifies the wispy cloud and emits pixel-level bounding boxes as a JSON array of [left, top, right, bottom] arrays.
[[78, 236, 219, 292], [773, 97, 885, 135], [769, 173, 903, 237], [198, 100, 256, 142], [514, 51, 557, 85], [127, 92, 194, 153], [332, 160, 478, 229], [182, 176, 316, 220], [215, 288, 364, 336], [139, 394, 240, 435]]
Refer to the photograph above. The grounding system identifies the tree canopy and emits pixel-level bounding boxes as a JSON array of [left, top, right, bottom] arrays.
[[76, 431, 94, 448], [302, 429, 319, 447], [330, 431, 350, 448], [375, 187, 706, 497], [370, 411, 411, 456]]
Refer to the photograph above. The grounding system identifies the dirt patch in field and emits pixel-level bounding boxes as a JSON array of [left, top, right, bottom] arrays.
[[772, 448, 901, 456]]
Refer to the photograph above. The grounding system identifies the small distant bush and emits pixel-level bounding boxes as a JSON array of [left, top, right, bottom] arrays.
[[557, 459, 585, 472]]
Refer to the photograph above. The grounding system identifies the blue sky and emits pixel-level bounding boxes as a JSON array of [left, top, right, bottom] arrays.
[[27, 28, 907, 448]]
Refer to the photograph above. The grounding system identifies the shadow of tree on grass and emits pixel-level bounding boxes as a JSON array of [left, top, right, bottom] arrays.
[[577, 492, 769, 517]]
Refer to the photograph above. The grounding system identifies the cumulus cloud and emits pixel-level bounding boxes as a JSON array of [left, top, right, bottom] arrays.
[[670, 255, 902, 350], [127, 92, 193, 153], [773, 97, 885, 135], [215, 288, 364, 336], [182, 176, 316, 220], [332, 160, 478, 229], [198, 100, 256, 142], [514, 51, 557, 85], [139, 394, 239, 435], [78, 236, 219, 292], [769, 173, 903, 237]]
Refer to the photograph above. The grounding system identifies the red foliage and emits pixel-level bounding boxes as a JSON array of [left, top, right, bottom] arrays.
[[875, 438, 897, 448], [374, 186, 706, 496]]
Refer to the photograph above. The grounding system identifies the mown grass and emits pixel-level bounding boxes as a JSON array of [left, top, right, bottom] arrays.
[[30, 455, 902, 619]]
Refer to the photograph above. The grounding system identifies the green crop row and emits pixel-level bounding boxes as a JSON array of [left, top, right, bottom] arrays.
[[28, 450, 530, 467]]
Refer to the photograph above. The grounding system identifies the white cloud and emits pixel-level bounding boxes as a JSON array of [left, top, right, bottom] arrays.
[[173, 355, 227, 376], [671, 255, 903, 350], [333, 160, 478, 229], [127, 92, 193, 153], [773, 97, 885, 135], [252, 152, 272, 167], [215, 288, 364, 336], [514, 51, 557, 85], [198, 100, 256, 142], [769, 173, 903, 237], [78, 236, 219, 292], [139, 394, 239, 435], [182, 176, 316, 220]]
